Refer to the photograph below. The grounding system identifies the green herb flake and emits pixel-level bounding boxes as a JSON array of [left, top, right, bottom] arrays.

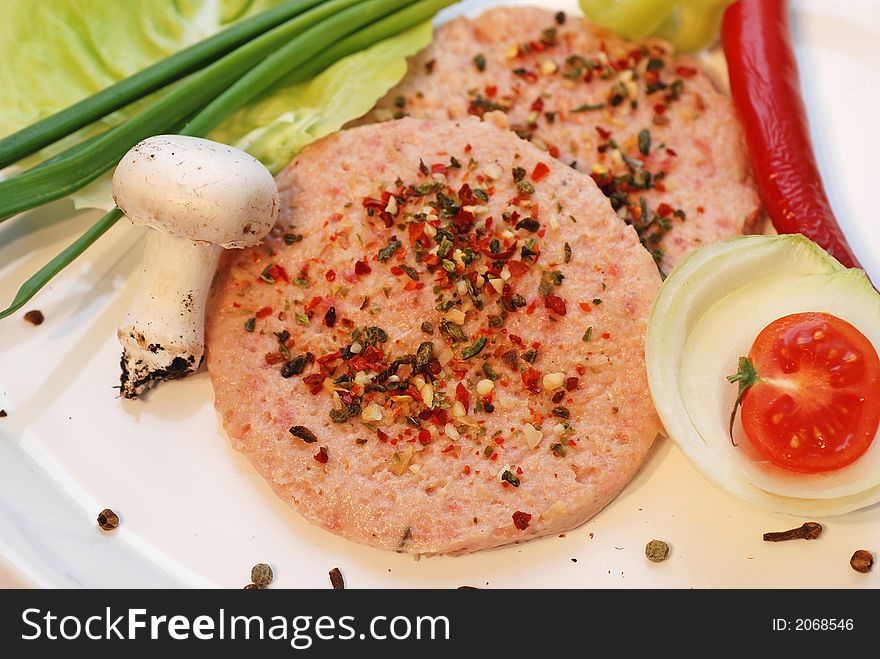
[[415, 341, 434, 370], [516, 180, 535, 195], [462, 337, 487, 360], [515, 217, 540, 233], [482, 362, 498, 381], [362, 326, 388, 347], [259, 265, 276, 283], [564, 242, 572, 263], [441, 321, 468, 343], [400, 264, 420, 281], [582, 326, 593, 342], [474, 53, 487, 72], [413, 181, 442, 196], [572, 102, 606, 112], [378, 239, 402, 262], [501, 470, 520, 487], [283, 233, 303, 245], [244, 318, 256, 332], [638, 129, 651, 156]]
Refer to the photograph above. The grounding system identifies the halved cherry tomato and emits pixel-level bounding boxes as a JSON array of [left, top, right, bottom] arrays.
[[736, 313, 880, 473]]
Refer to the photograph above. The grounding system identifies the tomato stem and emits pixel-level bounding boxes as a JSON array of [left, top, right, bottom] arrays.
[[726, 356, 759, 444]]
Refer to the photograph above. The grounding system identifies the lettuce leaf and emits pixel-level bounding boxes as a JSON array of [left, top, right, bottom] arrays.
[[0, 0, 282, 137], [0, 0, 431, 208], [210, 21, 432, 174]]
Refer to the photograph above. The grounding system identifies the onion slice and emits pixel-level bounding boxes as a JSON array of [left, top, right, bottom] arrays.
[[646, 234, 880, 515]]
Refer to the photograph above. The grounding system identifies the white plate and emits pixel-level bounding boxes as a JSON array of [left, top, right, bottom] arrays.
[[2, 0, 879, 588]]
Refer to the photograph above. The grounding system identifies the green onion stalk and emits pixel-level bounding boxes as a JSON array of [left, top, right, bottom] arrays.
[[0, 0, 327, 170], [0, 0, 456, 319]]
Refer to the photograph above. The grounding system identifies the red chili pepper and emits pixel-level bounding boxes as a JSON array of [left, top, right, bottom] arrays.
[[721, 0, 859, 268]]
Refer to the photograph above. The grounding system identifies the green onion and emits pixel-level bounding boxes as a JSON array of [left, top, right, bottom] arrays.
[[0, 0, 363, 223], [0, 0, 327, 169], [183, 0, 426, 137], [0, 0, 456, 318], [0, 209, 122, 320], [285, 0, 454, 83]]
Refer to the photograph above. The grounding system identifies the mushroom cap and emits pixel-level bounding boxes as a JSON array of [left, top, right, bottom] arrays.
[[112, 135, 279, 248]]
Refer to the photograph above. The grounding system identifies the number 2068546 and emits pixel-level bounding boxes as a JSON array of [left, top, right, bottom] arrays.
[[772, 619, 854, 631]]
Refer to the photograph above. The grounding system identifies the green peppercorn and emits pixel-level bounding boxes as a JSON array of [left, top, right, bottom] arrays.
[[645, 539, 670, 562], [251, 563, 274, 588]]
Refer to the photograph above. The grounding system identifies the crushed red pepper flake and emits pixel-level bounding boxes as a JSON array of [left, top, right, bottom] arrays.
[[531, 162, 550, 181], [242, 143, 620, 495], [512, 511, 532, 530], [544, 293, 567, 316]]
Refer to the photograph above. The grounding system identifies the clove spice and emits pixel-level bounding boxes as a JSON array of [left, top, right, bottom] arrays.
[[329, 567, 345, 590], [762, 522, 822, 542]]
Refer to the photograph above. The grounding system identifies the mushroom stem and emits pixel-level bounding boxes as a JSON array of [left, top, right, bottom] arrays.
[[112, 134, 277, 399], [119, 232, 220, 399]]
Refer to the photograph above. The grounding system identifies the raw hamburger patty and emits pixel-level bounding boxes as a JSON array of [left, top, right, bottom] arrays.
[[207, 117, 662, 554], [365, 6, 761, 272]]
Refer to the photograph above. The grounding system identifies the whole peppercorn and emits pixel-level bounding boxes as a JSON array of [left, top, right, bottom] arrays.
[[645, 539, 670, 562], [23, 310, 44, 325], [251, 563, 274, 588], [97, 508, 119, 531], [850, 550, 874, 574]]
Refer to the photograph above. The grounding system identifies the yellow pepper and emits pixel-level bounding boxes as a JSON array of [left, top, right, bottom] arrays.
[[579, 0, 735, 51]]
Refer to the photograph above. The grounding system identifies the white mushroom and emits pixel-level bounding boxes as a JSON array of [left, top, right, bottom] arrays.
[[112, 135, 278, 399]]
